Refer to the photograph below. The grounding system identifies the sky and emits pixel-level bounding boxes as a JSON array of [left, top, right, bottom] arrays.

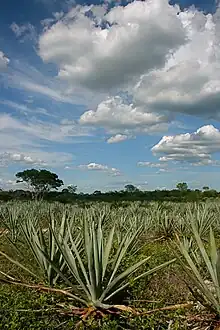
[[0, 0, 220, 192]]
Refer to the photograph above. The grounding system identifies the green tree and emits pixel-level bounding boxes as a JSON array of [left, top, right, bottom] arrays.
[[176, 182, 188, 191], [16, 169, 64, 198], [124, 184, 139, 193], [203, 186, 210, 191]]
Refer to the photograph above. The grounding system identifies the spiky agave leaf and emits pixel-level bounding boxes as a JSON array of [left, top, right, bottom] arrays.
[[186, 203, 216, 240], [44, 215, 175, 309], [0, 206, 23, 243], [176, 223, 220, 315], [19, 210, 71, 285]]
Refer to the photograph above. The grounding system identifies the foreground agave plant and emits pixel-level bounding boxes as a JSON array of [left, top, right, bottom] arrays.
[[176, 219, 220, 316], [0, 213, 175, 319], [42, 216, 175, 316]]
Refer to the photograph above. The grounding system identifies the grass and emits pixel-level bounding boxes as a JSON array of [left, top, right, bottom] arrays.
[[0, 284, 189, 329], [0, 256, 190, 329], [0, 238, 199, 329]]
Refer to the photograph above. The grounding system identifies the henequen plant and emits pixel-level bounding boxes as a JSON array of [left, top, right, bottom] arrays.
[[0, 210, 76, 286], [185, 203, 217, 240], [0, 212, 175, 319], [176, 219, 220, 316], [20, 210, 73, 286], [0, 206, 23, 243], [41, 216, 175, 317]]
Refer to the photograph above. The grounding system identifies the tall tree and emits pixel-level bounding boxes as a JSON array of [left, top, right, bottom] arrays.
[[16, 169, 64, 198], [176, 182, 188, 191]]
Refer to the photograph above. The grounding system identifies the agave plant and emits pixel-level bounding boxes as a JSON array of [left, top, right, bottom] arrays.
[[0, 210, 79, 286], [155, 211, 176, 239], [185, 203, 216, 240], [41, 215, 175, 318], [21, 210, 74, 285], [0, 206, 23, 243], [176, 219, 220, 316]]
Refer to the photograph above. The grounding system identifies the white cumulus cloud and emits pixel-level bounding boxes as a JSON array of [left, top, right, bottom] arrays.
[[38, 0, 185, 91], [107, 134, 130, 144], [78, 162, 121, 176], [133, 6, 220, 120], [152, 125, 220, 165], [79, 96, 169, 134]]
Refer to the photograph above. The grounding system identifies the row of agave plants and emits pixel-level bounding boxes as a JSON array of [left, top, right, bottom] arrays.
[[0, 201, 220, 242], [1, 201, 220, 323]]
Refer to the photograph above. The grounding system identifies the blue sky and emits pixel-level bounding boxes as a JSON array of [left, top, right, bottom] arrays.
[[0, 0, 220, 192]]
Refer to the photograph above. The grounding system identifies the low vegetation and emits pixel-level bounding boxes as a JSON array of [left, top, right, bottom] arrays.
[[0, 168, 219, 203], [1, 200, 220, 329]]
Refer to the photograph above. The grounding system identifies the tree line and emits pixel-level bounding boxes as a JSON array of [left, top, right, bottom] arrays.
[[0, 169, 218, 203]]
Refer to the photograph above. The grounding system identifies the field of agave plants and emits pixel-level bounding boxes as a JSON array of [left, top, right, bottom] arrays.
[[1, 200, 220, 329]]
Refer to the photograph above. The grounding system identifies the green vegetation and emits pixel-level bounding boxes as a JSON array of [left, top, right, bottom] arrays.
[[176, 182, 188, 192], [1, 201, 220, 328], [15, 169, 64, 199], [0, 168, 219, 203]]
